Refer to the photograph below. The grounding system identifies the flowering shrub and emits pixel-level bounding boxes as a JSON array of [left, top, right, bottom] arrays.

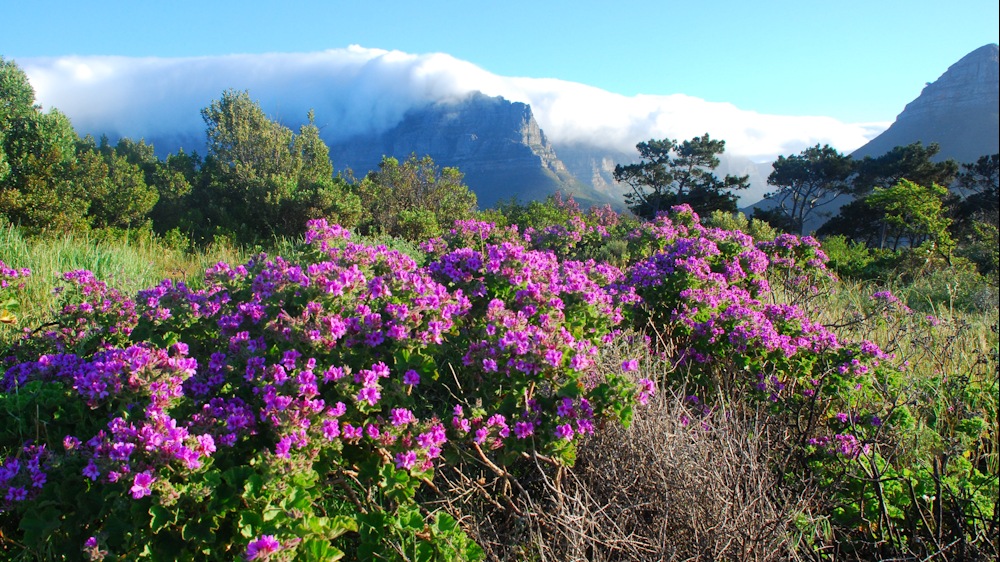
[[0, 219, 645, 560], [617, 206, 997, 557], [1, 207, 995, 559], [622, 209, 883, 437]]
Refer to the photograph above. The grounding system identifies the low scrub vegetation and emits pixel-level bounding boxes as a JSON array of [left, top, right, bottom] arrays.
[[1, 197, 996, 561]]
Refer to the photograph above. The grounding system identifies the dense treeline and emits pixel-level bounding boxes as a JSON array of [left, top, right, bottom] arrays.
[[3, 54, 997, 287], [0, 60, 476, 246]]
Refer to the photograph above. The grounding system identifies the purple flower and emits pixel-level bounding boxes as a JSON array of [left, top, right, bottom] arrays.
[[356, 386, 381, 406], [246, 535, 281, 560], [342, 423, 363, 440], [394, 450, 418, 470], [391, 408, 416, 426], [322, 419, 341, 440], [554, 424, 574, 440], [83, 460, 100, 481], [130, 471, 155, 499], [5, 486, 27, 501], [82, 536, 106, 562], [637, 378, 655, 405], [544, 348, 563, 367], [621, 359, 639, 372], [514, 421, 534, 439], [403, 369, 420, 386]]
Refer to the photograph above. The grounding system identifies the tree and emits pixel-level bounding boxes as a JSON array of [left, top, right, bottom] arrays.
[[866, 179, 954, 256], [196, 90, 297, 238], [0, 58, 86, 232], [817, 199, 890, 248], [613, 133, 748, 218], [358, 154, 477, 240], [144, 148, 200, 235], [763, 144, 854, 234], [72, 137, 159, 230], [196, 91, 350, 240], [851, 142, 958, 194], [957, 153, 999, 197], [286, 111, 361, 230], [956, 153, 999, 225]]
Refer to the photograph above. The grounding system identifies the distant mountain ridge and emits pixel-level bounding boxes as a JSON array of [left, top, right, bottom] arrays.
[[327, 91, 778, 209], [747, 43, 1000, 233], [851, 43, 999, 162], [36, 46, 995, 213], [327, 92, 612, 208]]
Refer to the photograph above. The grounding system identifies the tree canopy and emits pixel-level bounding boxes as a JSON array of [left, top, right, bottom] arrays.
[[762, 144, 854, 234], [358, 154, 478, 241], [852, 142, 958, 194], [614, 134, 748, 219], [194, 90, 358, 240]]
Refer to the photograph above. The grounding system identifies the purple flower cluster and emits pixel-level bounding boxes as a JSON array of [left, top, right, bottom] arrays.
[[426, 240, 639, 445], [245, 534, 282, 560], [25, 269, 138, 352], [0, 260, 30, 290], [808, 433, 871, 458], [0, 444, 47, 508], [618, 206, 896, 459]]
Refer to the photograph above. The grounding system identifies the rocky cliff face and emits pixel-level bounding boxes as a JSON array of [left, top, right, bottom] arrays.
[[852, 43, 999, 163], [328, 92, 611, 208]]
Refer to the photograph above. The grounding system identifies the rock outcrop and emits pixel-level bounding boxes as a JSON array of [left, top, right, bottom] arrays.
[[851, 43, 999, 163], [328, 92, 612, 208]]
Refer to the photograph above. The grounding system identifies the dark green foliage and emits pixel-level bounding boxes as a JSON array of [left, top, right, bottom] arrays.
[[191, 91, 360, 242], [74, 137, 159, 230], [0, 58, 86, 232], [147, 149, 200, 237], [357, 154, 477, 241], [852, 141, 958, 195], [614, 133, 748, 218], [751, 206, 803, 234], [764, 144, 854, 234]]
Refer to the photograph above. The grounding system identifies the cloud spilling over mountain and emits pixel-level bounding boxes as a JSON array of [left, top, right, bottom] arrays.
[[19, 46, 886, 162]]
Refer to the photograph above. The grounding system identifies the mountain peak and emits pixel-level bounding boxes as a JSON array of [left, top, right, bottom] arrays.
[[897, 43, 999, 122], [851, 44, 999, 163]]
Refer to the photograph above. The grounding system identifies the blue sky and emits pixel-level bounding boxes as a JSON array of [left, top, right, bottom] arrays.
[[4, 0, 997, 124]]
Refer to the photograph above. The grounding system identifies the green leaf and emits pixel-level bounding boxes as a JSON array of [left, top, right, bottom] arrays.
[[222, 466, 255, 489], [244, 474, 265, 500], [301, 539, 345, 561], [432, 512, 458, 535], [150, 504, 176, 533], [238, 511, 265, 538], [181, 519, 216, 543], [414, 541, 436, 562], [397, 508, 425, 532], [19, 506, 61, 545]]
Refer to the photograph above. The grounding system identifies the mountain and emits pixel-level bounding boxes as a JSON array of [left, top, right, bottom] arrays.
[[327, 92, 615, 209], [851, 43, 999, 162], [327, 92, 773, 210], [746, 43, 1000, 233]]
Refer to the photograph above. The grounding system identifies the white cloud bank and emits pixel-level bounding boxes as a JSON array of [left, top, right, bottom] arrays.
[[20, 46, 888, 162]]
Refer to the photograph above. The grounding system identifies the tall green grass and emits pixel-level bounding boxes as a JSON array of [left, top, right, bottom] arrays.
[[0, 224, 250, 344]]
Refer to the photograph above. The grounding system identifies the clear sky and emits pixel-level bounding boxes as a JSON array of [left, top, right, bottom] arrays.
[[3, 0, 997, 124]]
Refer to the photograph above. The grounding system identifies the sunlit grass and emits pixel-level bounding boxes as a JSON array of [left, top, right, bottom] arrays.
[[0, 224, 251, 344]]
